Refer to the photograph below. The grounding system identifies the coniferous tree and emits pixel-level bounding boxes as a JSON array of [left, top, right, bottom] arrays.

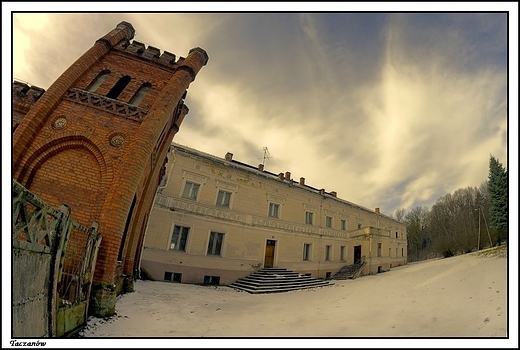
[[488, 155, 508, 244]]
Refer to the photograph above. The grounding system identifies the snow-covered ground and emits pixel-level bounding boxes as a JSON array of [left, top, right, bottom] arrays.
[[61, 247, 517, 347]]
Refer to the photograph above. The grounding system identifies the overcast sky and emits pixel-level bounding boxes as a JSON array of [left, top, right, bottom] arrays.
[[5, 4, 517, 217]]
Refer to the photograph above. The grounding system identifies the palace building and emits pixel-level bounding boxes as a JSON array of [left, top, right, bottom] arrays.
[[141, 143, 407, 285]]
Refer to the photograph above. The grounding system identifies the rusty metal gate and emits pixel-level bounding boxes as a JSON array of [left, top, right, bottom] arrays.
[[12, 180, 102, 337]]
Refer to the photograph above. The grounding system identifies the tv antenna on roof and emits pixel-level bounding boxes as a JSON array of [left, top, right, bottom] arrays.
[[261, 147, 272, 167]]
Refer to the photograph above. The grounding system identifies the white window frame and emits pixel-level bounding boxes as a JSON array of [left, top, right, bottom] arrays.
[[207, 231, 225, 256], [216, 189, 232, 208], [305, 211, 314, 225], [325, 245, 332, 261], [169, 225, 190, 252], [326, 216, 333, 228], [303, 243, 312, 261], [340, 245, 346, 261], [268, 202, 280, 218], [181, 181, 200, 200]]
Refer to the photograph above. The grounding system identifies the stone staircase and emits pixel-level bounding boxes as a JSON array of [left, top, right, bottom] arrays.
[[332, 261, 366, 280], [228, 268, 332, 294]]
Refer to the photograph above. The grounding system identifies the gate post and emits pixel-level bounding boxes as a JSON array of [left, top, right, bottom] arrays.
[[84, 222, 102, 319], [49, 204, 71, 337]]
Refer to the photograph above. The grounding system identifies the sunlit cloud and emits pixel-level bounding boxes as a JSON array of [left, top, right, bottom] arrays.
[[8, 11, 512, 217]]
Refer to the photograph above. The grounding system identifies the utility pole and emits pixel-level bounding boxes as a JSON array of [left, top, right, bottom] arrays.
[[481, 207, 493, 247], [475, 208, 480, 250]]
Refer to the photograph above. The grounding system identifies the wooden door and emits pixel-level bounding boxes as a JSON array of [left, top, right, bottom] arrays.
[[264, 240, 276, 268]]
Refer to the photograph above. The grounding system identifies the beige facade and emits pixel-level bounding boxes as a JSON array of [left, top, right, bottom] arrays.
[[141, 143, 407, 285]]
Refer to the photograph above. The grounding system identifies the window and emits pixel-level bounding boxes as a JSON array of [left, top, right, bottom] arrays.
[[182, 181, 200, 200], [170, 225, 189, 251], [203, 276, 220, 285], [216, 190, 231, 207], [389, 248, 392, 257], [340, 246, 346, 261], [402, 248, 404, 257], [164, 272, 182, 282], [305, 211, 314, 225], [325, 245, 332, 261], [326, 216, 332, 228], [129, 83, 151, 106], [207, 231, 224, 255], [303, 243, 312, 261], [341, 219, 346, 230], [377, 243, 382, 257], [268, 203, 279, 218], [106, 75, 131, 99], [396, 231, 398, 238], [358, 223, 362, 229], [87, 70, 110, 92]]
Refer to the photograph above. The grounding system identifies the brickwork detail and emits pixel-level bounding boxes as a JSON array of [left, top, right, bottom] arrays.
[[109, 133, 125, 147], [64, 88, 147, 121], [12, 21, 208, 317], [52, 118, 67, 129]]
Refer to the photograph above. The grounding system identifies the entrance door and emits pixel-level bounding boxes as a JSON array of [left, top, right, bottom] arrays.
[[264, 240, 276, 268], [354, 245, 362, 264]]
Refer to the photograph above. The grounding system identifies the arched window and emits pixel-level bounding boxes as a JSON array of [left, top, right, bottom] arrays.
[[129, 83, 151, 106], [87, 70, 110, 93], [106, 75, 131, 100]]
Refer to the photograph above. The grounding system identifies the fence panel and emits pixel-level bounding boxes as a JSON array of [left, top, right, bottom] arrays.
[[12, 180, 101, 337]]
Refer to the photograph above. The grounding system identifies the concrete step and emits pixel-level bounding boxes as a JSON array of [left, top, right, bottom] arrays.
[[231, 279, 329, 289], [332, 263, 365, 280], [229, 281, 331, 294], [228, 267, 332, 294], [239, 275, 316, 283]]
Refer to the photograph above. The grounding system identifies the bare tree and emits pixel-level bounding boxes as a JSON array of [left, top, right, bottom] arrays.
[[394, 207, 406, 222]]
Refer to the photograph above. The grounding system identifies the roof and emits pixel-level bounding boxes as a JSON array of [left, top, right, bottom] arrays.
[[171, 142, 400, 222]]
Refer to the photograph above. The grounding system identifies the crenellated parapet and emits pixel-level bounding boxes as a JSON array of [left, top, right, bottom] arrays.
[[113, 38, 208, 72], [12, 81, 46, 103], [115, 40, 183, 69], [12, 81, 46, 131]]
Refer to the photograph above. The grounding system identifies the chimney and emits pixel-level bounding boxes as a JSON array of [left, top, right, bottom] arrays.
[[225, 152, 233, 161], [330, 191, 337, 197], [299, 177, 305, 186], [278, 173, 285, 180], [319, 188, 326, 195], [375, 207, 380, 214], [285, 171, 291, 181], [258, 164, 264, 172]]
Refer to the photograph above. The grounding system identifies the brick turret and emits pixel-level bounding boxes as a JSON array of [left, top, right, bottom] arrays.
[[12, 21, 208, 317]]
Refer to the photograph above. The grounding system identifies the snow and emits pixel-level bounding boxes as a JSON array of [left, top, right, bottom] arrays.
[[54, 247, 517, 347]]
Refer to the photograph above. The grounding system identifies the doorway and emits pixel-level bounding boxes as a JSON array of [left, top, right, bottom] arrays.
[[354, 245, 362, 264], [264, 240, 276, 268]]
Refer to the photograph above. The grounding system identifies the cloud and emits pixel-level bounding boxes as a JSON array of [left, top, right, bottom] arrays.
[[10, 12, 510, 217]]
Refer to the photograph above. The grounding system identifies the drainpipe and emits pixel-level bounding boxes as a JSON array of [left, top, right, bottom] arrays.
[[317, 235, 322, 278], [368, 230, 372, 275]]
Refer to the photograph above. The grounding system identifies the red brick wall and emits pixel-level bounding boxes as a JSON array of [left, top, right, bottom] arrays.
[[12, 22, 208, 292]]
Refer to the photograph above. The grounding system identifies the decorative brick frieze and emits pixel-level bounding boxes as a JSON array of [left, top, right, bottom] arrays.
[[64, 88, 147, 122]]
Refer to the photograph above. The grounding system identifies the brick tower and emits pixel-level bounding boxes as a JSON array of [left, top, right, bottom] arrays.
[[12, 21, 208, 316]]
